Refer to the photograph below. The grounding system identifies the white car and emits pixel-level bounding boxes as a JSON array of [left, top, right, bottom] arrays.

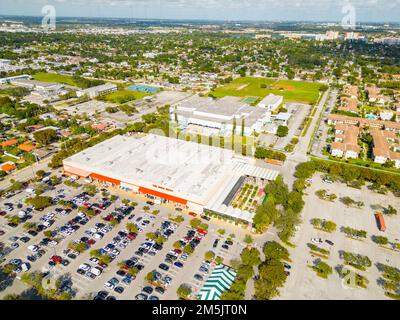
[[111, 249, 120, 256], [311, 238, 323, 244], [43, 221, 53, 228], [48, 240, 58, 247], [104, 281, 115, 290], [85, 230, 94, 237], [79, 263, 91, 271], [28, 245, 39, 252], [94, 233, 104, 240], [18, 210, 27, 218], [90, 257, 99, 264], [90, 267, 102, 276]]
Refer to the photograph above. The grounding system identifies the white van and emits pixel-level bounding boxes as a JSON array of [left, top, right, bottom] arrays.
[[25, 188, 35, 194]]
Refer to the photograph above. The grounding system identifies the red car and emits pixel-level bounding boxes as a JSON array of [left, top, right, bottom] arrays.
[[51, 255, 62, 263], [83, 202, 91, 208], [127, 234, 136, 240], [0, 211, 7, 217], [188, 212, 197, 217], [174, 249, 183, 255], [87, 239, 96, 245], [197, 229, 208, 235]]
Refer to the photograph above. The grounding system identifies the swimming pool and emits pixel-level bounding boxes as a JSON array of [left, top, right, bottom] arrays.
[[127, 85, 160, 93]]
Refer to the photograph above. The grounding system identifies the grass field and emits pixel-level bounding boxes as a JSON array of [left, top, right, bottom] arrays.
[[32, 73, 80, 87], [99, 90, 149, 104], [211, 77, 323, 104]]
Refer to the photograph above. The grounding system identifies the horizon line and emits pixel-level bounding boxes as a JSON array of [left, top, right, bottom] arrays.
[[0, 14, 399, 25]]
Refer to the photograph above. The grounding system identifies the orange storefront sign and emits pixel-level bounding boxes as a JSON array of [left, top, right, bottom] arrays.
[[138, 186, 187, 205], [90, 173, 121, 185]]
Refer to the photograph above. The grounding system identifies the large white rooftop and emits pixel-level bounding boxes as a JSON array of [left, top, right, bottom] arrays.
[[63, 134, 279, 209], [174, 95, 271, 127]]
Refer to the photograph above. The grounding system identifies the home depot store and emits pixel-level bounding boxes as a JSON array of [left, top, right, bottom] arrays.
[[64, 164, 198, 211], [63, 134, 279, 220]]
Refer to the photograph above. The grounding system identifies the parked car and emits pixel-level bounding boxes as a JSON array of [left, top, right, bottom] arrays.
[[194, 274, 203, 281], [159, 263, 169, 271], [325, 240, 334, 246], [142, 286, 153, 294], [213, 239, 219, 248]]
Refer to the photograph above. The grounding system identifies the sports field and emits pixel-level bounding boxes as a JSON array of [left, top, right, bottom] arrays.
[[211, 77, 323, 104], [32, 73, 80, 87]]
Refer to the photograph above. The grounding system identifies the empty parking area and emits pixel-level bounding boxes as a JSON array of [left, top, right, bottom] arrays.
[[280, 174, 400, 300]]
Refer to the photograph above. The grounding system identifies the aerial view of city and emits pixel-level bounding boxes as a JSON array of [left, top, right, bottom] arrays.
[[0, 0, 399, 309]]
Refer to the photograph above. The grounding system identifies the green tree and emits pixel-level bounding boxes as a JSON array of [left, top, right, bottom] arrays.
[[204, 251, 216, 261], [183, 244, 194, 255], [177, 284, 191, 299], [243, 235, 253, 246], [312, 261, 333, 279], [240, 248, 261, 267], [386, 205, 397, 216], [277, 125, 289, 137], [126, 223, 138, 234], [36, 170, 46, 178], [372, 235, 389, 246], [189, 218, 202, 229], [33, 128, 57, 145], [263, 241, 290, 262]]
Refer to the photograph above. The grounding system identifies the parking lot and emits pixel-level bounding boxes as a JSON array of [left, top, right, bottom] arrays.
[[0, 172, 247, 300], [279, 174, 400, 300]]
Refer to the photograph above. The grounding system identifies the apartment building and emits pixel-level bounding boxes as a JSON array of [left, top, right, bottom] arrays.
[[370, 129, 400, 168], [330, 124, 360, 159], [327, 114, 400, 133], [343, 85, 359, 99], [339, 97, 359, 114]]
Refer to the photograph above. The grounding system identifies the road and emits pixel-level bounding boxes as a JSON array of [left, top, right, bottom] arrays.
[[279, 89, 331, 189], [0, 158, 52, 193]]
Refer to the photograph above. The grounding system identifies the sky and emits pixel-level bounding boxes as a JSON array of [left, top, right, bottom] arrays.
[[1, 0, 400, 23]]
